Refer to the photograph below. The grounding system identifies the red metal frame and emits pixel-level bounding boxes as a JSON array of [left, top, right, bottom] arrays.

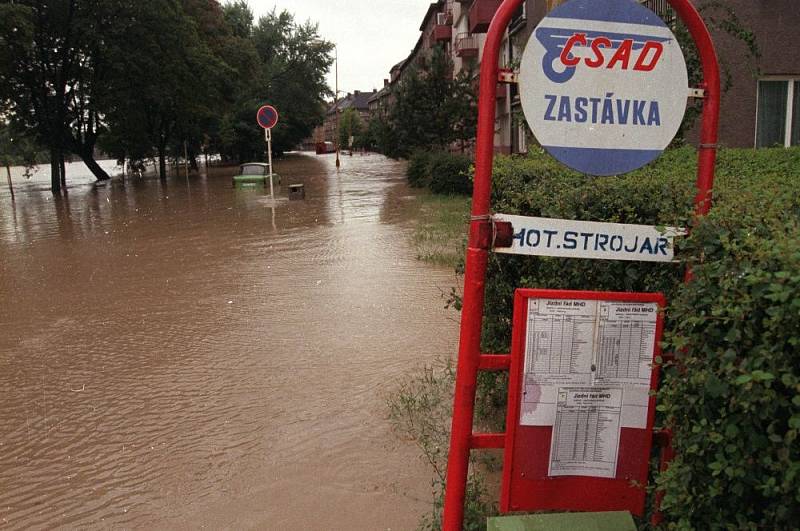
[[500, 289, 666, 515], [442, 0, 720, 528]]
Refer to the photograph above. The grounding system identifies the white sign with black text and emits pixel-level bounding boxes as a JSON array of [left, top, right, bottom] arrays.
[[493, 213, 685, 263]]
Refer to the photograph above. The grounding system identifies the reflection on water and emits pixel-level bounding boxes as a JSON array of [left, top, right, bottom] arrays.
[[0, 153, 460, 529]]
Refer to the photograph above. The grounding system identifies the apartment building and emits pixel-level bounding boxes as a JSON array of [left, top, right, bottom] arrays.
[[312, 90, 375, 144]]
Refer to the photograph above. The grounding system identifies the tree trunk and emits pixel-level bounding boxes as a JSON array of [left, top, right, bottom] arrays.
[[189, 147, 199, 173], [82, 155, 110, 181], [79, 150, 110, 181], [157, 143, 167, 180], [50, 148, 62, 194], [59, 153, 67, 191]]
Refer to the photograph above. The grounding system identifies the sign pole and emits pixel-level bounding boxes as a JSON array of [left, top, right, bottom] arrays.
[[183, 141, 189, 179], [266, 127, 274, 201], [6, 164, 14, 202], [441, 0, 721, 528], [442, 2, 523, 530], [256, 104, 279, 198]]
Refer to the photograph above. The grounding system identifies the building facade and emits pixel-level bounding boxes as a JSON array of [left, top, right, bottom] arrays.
[[312, 90, 375, 145]]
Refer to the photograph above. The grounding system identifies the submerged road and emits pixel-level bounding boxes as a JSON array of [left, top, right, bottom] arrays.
[[0, 153, 460, 529]]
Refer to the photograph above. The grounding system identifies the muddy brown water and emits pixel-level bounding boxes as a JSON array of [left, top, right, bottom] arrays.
[[0, 153, 461, 529]]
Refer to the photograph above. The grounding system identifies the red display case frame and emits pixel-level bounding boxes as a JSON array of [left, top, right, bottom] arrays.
[[500, 289, 666, 516]]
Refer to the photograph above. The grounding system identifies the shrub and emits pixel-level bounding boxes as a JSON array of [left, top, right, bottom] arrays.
[[408, 149, 433, 188], [428, 151, 473, 196], [476, 146, 800, 527], [655, 157, 800, 529], [407, 150, 474, 196]]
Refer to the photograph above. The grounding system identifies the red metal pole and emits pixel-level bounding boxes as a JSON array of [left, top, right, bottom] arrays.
[[657, 1, 721, 520], [442, 1, 524, 529], [669, 0, 721, 220]]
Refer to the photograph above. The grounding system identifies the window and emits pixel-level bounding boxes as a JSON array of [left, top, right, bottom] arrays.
[[756, 79, 800, 148]]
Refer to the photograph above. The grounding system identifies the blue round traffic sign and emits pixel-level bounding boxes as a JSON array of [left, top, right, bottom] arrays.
[[519, 0, 688, 176], [257, 105, 279, 129]]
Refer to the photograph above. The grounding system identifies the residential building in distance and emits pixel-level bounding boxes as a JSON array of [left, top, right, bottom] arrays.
[[311, 90, 375, 146]]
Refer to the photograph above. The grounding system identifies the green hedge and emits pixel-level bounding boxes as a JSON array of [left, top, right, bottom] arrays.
[[408, 149, 433, 188], [480, 146, 800, 527], [407, 150, 473, 195]]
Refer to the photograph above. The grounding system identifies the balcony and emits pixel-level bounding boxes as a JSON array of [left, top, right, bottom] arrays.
[[639, 0, 676, 25], [469, 0, 502, 34], [455, 32, 478, 58], [433, 12, 453, 42]]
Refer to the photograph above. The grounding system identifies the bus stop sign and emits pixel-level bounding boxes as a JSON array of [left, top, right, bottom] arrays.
[[519, 0, 689, 176]]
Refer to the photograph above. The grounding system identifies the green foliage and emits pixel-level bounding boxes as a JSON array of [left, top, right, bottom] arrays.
[[406, 150, 473, 195], [654, 149, 800, 529], [408, 150, 433, 188], [478, 146, 800, 527], [411, 193, 470, 267], [388, 47, 477, 158], [428, 152, 473, 196], [0, 121, 40, 168], [338, 108, 363, 150], [483, 148, 694, 356], [0, 0, 332, 186], [0, 0, 121, 185], [366, 116, 400, 158], [386, 362, 497, 531]]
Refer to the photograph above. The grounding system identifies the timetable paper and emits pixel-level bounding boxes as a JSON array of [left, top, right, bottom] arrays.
[[520, 298, 659, 431], [548, 387, 622, 478]]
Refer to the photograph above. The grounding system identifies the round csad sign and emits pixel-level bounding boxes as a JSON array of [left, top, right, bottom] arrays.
[[519, 0, 689, 176], [256, 105, 279, 130]]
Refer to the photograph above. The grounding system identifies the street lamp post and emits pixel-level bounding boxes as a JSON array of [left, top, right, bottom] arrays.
[[334, 45, 340, 169], [312, 38, 341, 169]]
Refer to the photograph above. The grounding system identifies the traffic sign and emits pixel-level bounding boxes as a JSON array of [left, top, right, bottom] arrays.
[[256, 105, 279, 130], [519, 0, 689, 176]]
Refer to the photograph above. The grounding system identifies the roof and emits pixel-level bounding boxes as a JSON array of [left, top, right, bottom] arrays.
[[326, 90, 375, 115], [419, 2, 444, 31], [390, 58, 407, 74], [367, 85, 391, 104]]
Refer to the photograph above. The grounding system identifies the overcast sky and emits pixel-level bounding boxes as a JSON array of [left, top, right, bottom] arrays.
[[249, 0, 434, 94]]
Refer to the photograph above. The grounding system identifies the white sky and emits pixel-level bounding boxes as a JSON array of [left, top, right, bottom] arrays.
[[249, 0, 434, 94]]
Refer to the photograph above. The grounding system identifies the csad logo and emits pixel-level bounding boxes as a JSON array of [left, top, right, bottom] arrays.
[[519, 0, 689, 176]]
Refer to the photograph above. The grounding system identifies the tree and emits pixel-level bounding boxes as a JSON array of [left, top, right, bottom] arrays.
[[338, 108, 363, 150], [101, 0, 232, 180], [0, 0, 120, 192], [388, 47, 476, 158], [217, 9, 333, 162]]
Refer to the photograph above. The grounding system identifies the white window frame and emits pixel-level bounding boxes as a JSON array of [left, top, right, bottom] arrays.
[[754, 76, 798, 148]]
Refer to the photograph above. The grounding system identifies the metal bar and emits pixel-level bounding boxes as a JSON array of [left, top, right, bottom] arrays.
[[5, 164, 14, 202], [442, 1, 524, 530], [266, 128, 274, 201], [651, 428, 675, 525], [668, 0, 721, 221], [478, 354, 512, 371], [470, 433, 506, 449]]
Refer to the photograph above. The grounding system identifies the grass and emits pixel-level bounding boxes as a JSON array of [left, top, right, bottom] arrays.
[[411, 193, 471, 268], [385, 360, 498, 530], [397, 191, 497, 529]]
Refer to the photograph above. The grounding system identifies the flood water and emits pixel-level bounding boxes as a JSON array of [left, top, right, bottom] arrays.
[[0, 153, 461, 529]]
